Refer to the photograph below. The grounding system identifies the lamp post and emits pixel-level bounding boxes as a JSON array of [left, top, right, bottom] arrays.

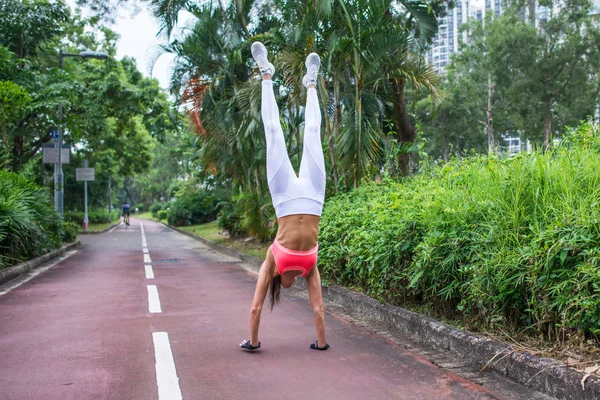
[[55, 50, 108, 217]]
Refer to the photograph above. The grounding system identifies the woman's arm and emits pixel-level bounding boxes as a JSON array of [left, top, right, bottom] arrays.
[[306, 267, 327, 346], [248, 250, 274, 347]]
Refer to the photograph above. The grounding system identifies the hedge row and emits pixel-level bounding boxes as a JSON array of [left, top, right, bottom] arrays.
[[319, 121, 600, 340], [0, 171, 78, 270]]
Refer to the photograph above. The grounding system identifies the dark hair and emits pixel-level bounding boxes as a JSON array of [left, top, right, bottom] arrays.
[[269, 275, 281, 311]]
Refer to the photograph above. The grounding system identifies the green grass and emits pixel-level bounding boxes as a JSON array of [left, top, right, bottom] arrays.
[[179, 221, 269, 259], [135, 211, 161, 222], [80, 221, 118, 232]]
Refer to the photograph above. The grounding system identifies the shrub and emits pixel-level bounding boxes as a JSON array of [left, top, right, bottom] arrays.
[[61, 221, 80, 243], [150, 202, 166, 218], [217, 201, 244, 237], [157, 210, 168, 220], [0, 171, 62, 268], [319, 121, 600, 340], [216, 192, 276, 240], [167, 188, 229, 227], [64, 211, 84, 224], [64, 210, 118, 224]]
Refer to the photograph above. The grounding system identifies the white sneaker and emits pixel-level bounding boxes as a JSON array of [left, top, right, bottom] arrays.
[[251, 42, 275, 77], [302, 53, 320, 88]]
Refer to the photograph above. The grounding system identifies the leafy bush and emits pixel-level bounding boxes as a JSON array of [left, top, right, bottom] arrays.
[[150, 202, 168, 218], [0, 171, 63, 269], [61, 221, 80, 243], [216, 191, 276, 240], [319, 121, 600, 340], [166, 186, 229, 227], [157, 210, 168, 220], [64, 210, 118, 224], [217, 201, 244, 237]]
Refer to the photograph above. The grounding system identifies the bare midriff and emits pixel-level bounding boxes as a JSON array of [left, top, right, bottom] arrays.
[[274, 214, 320, 251]]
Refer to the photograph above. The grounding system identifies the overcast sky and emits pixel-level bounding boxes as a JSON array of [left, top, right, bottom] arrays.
[[110, 7, 195, 90], [67, 1, 193, 90]]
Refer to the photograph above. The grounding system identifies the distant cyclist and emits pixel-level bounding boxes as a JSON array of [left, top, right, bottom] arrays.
[[122, 202, 131, 226]]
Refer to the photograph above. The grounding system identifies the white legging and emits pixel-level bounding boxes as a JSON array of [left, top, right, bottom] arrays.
[[261, 80, 326, 218]]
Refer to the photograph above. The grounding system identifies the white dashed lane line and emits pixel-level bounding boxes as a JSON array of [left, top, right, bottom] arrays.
[[153, 332, 183, 400], [143, 223, 184, 399], [147, 285, 162, 313], [145, 264, 155, 279]]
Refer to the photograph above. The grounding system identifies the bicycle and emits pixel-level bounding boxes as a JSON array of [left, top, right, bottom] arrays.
[[123, 213, 130, 227]]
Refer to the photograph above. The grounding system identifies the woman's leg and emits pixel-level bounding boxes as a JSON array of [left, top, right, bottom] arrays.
[[298, 86, 326, 194], [306, 267, 327, 347], [245, 248, 276, 347], [262, 79, 294, 195]]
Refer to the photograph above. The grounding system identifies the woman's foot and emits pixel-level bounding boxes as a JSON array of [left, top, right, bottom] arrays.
[[251, 42, 275, 78], [240, 339, 261, 351], [309, 340, 329, 350], [302, 53, 320, 88]]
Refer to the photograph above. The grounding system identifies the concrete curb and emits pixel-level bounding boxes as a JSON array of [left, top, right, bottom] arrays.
[[0, 241, 80, 286], [164, 221, 600, 400], [78, 221, 121, 235]]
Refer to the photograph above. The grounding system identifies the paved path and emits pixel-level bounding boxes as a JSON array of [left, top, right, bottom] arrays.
[[0, 219, 547, 400]]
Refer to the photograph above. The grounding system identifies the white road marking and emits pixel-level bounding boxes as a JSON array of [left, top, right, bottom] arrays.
[[145, 264, 155, 279], [147, 285, 162, 313], [152, 332, 183, 400], [143, 248, 149, 254], [144, 254, 152, 264], [0, 250, 78, 295]]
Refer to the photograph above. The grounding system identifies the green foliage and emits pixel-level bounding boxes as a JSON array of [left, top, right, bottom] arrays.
[[0, 170, 63, 269], [64, 210, 119, 224], [61, 221, 80, 243], [166, 182, 229, 226], [0, 0, 69, 59], [216, 191, 277, 241], [319, 121, 600, 340], [157, 210, 168, 221], [150, 202, 167, 218], [216, 202, 244, 238], [419, 1, 600, 157]]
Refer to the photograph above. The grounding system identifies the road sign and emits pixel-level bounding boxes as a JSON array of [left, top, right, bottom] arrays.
[[51, 130, 59, 139], [42, 143, 71, 164], [76, 168, 95, 181]]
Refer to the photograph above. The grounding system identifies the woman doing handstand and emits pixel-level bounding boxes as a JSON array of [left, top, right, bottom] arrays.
[[239, 42, 329, 351]]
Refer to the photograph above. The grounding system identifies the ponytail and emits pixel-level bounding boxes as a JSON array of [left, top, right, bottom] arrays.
[[269, 275, 281, 311]]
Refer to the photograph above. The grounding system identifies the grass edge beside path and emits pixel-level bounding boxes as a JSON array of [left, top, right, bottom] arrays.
[[139, 219, 269, 259], [134, 212, 160, 222], [179, 221, 269, 259]]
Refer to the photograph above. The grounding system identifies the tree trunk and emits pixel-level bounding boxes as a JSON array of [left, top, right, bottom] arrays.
[[390, 78, 415, 176], [123, 183, 134, 205], [0, 103, 10, 169], [11, 135, 24, 171], [443, 139, 450, 162], [354, 83, 362, 188], [486, 73, 495, 154], [544, 98, 552, 150], [326, 77, 340, 192]]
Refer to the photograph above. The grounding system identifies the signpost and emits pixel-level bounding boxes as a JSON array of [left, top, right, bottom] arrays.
[[76, 160, 95, 231], [42, 143, 71, 164], [43, 142, 71, 218]]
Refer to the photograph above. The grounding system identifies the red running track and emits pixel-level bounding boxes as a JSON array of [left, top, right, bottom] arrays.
[[0, 219, 519, 400]]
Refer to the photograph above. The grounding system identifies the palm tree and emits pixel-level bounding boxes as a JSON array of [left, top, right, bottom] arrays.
[[150, 0, 440, 191]]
